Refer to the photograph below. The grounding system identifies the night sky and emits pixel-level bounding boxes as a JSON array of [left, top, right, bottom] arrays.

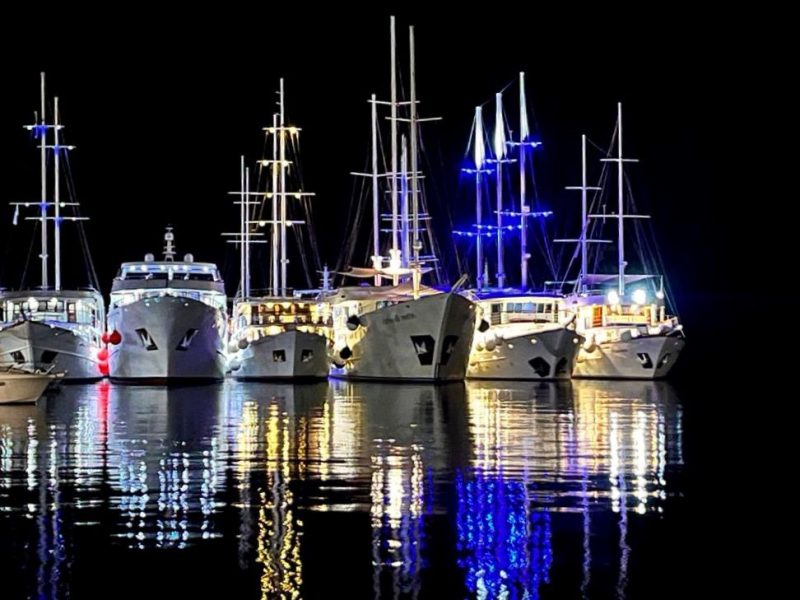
[[1, 8, 743, 323]]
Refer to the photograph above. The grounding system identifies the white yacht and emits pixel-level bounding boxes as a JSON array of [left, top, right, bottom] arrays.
[[557, 105, 685, 379], [456, 75, 582, 379], [0, 367, 60, 404], [329, 17, 477, 381], [330, 283, 476, 381], [468, 293, 582, 379], [0, 73, 106, 380], [224, 81, 331, 380], [107, 228, 228, 382]]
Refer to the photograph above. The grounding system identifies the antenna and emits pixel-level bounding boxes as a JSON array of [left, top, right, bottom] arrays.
[[163, 226, 176, 262]]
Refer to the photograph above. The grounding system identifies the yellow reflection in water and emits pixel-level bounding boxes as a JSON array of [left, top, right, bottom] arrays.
[[257, 399, 302, 600]]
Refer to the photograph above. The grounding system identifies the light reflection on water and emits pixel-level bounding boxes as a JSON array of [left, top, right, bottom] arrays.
[[0, 379, 684, 599]]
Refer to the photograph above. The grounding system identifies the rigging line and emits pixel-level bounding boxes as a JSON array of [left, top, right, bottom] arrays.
[[63, 151, 100, 290], [19, 219, 39, 289], [418, 125, 448, 284], [334, 155, 368, 284]]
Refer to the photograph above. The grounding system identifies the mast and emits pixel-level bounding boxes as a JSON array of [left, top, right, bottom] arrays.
[[580, 135, 589, 289], [598, 103, 639, 296], [39, 72, 48, 289], [271, 112, 279, 296], [400, 135, 410, 266], [245, 165, 251, 298], [409, 25, 420, 270], [518, 73, 528, 290], [560, 135, 602, 293], [390, 16, 399, 260], [370, 93, 382, 285], [53, 96, 61, 291], [239, 155, 245, 300], [494, 92, 506, 288], [279, 78, 288, 296], [615, 103, 625, 295], [475, 106, 485, 290]]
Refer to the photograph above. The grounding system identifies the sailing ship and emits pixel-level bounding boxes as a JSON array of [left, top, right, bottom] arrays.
[[557, 104, 685, 378], [225, 80, 331, 380], [0, 73, 106, 380], [106, 227, 228, 382], [329, 16, 477, 381], [456, 74, 583, 380]]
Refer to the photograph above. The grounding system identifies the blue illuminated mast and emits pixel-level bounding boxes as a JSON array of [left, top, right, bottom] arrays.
[[15, 73, 81, 291], [505, 72, 544, 290], [460, 106, 491, 290], [487, 92, 514, 288]]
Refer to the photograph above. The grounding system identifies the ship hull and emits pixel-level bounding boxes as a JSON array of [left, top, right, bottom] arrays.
[[108, 296, 226, 382], [331, 292, 477, 381], [0, 320, 102, 381], [467, 326, 583, 380], [0, 371, 53, 404], [573, 332, 685, 379], [230, 330, 330, 380]]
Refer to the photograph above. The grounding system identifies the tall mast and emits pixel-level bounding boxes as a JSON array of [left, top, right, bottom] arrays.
[[518, 73, 528, 290], [244, 165, 251, 298], [279, 78, 288, 296], [390, 16, 399, 259], [239, 154, 245, 299], [580, 135, 589, 288], [271, 112, 279, 296], [39, 72, 48, 289], [400, 135, 410, 266], [494, 92, 506, 288], [53, 96, 61, 291], [475, 106, 485, 290], [616, 102, 624, 295], [370, 93, 382, 285], [598, 103, 639, 296], [560, 135, 602, 293], [409, 25, 420, 270]]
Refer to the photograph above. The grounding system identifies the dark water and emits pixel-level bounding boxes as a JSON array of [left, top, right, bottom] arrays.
[[0, 378, 692, 599]]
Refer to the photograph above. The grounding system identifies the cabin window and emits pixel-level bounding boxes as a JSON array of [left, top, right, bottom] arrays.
[[555, 357, 569, 375], [136, 328, 158, 351], [41, 351, 58, 364], [528, 357, 551, 377], [176, 329, 198, 351]]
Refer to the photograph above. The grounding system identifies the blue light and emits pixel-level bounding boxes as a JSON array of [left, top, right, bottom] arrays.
[[456, 471, 553, 599]]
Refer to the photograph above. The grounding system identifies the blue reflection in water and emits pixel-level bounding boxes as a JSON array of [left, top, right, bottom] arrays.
[[456, 472, 552, 599]]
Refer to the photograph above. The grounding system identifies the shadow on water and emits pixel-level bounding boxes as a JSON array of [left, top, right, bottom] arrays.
[[0, 378, 687, 599]]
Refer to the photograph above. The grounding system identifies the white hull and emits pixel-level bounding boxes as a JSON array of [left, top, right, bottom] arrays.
[[0, 371, 53, 404], [573, 332, 685, 379], [0, 320, 102, 380], [108, 296, 226, 382], [467, 326, 583, 380], [332, 292, 477, 381], [230, 330, 330, 380]]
